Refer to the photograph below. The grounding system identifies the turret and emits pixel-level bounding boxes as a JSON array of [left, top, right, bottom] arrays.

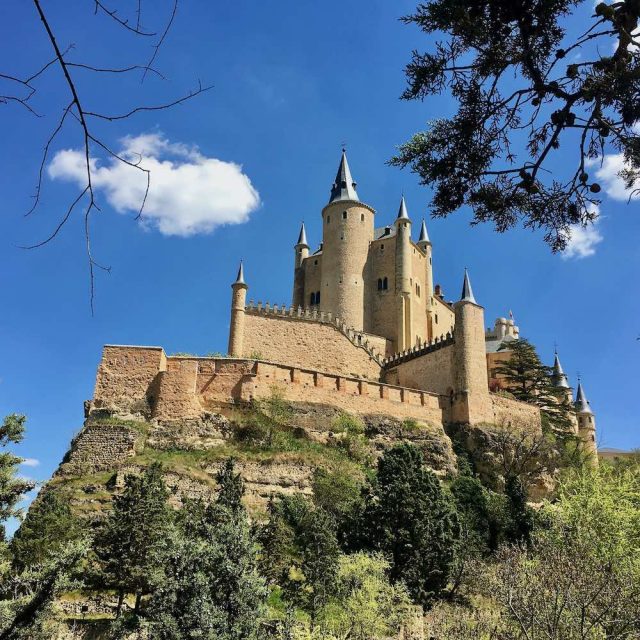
[[575, 381, 598, 465], [320, 150, 375, 331], [452, 269, 491, 424], [551, 350, 578, 432], [394, 196, 413, 350], [292, 223, 309, 308], [417, 218, 435, 340], [228, 262, 248, 357]]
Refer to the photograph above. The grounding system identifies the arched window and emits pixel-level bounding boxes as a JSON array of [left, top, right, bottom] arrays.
[[377, 278, 383, 291], [316, 291, 320, 304], [310, 292, 316, 305], [361, 213, 365, 221], [383, 277, 388, 290]]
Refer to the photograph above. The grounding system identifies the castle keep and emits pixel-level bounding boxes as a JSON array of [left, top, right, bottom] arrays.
[[89, 151, 596, 459]]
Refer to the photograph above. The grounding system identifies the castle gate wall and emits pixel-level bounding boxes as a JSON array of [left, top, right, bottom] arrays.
[[242, 312, 382, 379]]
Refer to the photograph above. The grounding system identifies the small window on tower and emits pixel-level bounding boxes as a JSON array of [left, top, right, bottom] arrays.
[[343, 211, 348, 219], [327, 216, 330, 224], [316, 291, 320, 304], [383, 277, 388, 290], [435, 314, 439, 324], [314, 260, 318, 265], [361, 213, 364, 222], [377, 278, 383, 291], [310, 292, 316, 305]]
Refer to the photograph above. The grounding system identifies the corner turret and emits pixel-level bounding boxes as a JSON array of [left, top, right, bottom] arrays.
[[575, 381, 597, 464], [394, 196, 413, 351], [292, 223, 310, 308], [228, 261, 248, 357]]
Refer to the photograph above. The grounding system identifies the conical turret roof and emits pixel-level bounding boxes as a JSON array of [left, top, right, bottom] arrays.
[[329, 149, 359, 203], [575, 382, 593, 415], [296, 222, 308, 247], [233, 261, 246, 286], [552, 352, 570, 389], [460, 268, 476, 304], [418, 219, 430, 244], [396, 195, 411, 222]]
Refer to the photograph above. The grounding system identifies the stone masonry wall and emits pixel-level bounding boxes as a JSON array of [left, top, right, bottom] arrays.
[[93, 345, 166, 416], [490, 393, 542, 429], [242, 312, 382, 379], [383, 343, 455, 396]]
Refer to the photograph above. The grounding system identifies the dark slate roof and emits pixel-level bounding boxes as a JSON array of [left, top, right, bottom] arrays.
[[329, 150, 359, 203]]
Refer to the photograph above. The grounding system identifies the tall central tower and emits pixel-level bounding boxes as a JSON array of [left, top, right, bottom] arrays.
[[320, 150, 375, 331]]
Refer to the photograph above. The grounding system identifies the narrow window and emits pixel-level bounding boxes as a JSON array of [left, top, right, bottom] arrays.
[[435, 314, 439, 324], [314, 259, 318, 265], [383, 277, 388, 290], [343, 211, 348, 220], [361, 213, 364, 221], [377, 278, 383, 290], [310, 292, 316, 305], [316, 291, 321, 304]]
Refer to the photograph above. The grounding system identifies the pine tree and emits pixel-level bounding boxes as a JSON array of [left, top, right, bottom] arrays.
[[0, 415, 35, 539], [147, 459, 266, 640], [215, 457, 244, 514], [10, 490, 84, 570], [495, 339, 575, 432], [359, 443, 460, 606], [505, 474, 534, 545], [96, 463, 172, 616]]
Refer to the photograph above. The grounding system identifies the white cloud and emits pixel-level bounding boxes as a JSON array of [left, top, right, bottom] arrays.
[[562, 205, 603, 260], [587, 154, 640, 202], [48, 133, 261, 237], [20, 458, 40, 468]]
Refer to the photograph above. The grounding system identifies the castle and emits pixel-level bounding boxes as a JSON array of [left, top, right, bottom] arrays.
[[89, 151, 597, 460]]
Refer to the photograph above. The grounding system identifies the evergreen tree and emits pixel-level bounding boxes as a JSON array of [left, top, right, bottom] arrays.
[[495, 339, 575, 432], [10, 490, 83, 570], [96, 463, 172, 616], [505, 474, 535, 545], [359, 443, 460, 606], [392, 0, 640, 252], [299, 507, 340, 624], [215, 457, 244, 514], [147, 461, 266, 640], [0, 415, 35, 539]]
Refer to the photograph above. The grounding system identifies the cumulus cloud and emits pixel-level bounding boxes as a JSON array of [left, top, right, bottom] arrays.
[[586, 153, 639, 201], [20, 458, 40, 468], [562, 205, 603, 260], [48, 133, 261, 237]]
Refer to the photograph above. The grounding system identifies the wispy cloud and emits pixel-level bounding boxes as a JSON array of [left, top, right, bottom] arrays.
[[562, 204, 603, 260], [20, 458, 40, 468], [587, 153, 640, 202], [48, 133, 261, 237]]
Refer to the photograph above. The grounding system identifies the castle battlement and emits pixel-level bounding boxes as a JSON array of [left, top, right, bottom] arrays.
[[382, 333, 455, 369]]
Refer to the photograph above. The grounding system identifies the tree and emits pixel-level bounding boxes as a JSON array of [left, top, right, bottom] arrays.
[[392, 0, 640, 251], [504, 474, 534, 545], [495, 338, 575, 432], [215, 457, 244, 514], [358, 443, 460, 606], [0, 415, 35, 540], [96, 463, 172, 616], [147, 461, 266, 640], [10, 490, 84, 570], [3, 2, 210, 309], [311, 462, 364, 530]]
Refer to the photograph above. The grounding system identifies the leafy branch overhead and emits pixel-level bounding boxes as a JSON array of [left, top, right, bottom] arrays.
[[2, 1, 211, 311], [392, 0, 640, 251]]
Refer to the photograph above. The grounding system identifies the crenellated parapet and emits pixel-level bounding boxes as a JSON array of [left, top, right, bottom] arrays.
[[382, 332, 454, 369]]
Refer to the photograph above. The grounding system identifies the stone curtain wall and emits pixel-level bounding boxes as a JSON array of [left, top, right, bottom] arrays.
[[93, 345, 166, 415], [490, 393, 541, 429], [242, 312, 383, 380], [383, 343, 455, 396]]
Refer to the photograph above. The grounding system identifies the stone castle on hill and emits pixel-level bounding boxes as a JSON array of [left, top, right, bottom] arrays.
[[88, 150, 597, 464]]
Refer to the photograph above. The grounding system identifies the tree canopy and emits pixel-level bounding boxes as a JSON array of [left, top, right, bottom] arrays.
[[392, 0, 640, 251]]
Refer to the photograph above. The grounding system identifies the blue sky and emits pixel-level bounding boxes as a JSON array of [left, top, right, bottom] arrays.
[[1, 0, 638, 511]]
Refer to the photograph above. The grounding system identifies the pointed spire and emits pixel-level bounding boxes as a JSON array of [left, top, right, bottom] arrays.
[[575, 381, 593, 414], [552, 351, 570, 389], [396, 195, 411, 221], [418, 218, 430, 245], [329, 149, 359, 203], [296, 222, 309, 247], [233, 261, 246, 286], [460, 268, 476, 304]]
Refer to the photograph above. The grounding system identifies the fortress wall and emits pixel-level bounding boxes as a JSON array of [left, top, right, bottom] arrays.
[[383, 344, 455, 395], [153, 359, 202, 422], [93, 345, 166, 415], [490, 393, 541, 430], [239, 361, 445, 426], [367, 238, 397, 345], [242, 312, 382, 379], [433, 297, 455, 336]]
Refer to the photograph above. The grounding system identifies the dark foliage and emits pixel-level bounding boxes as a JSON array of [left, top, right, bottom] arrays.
[[392, 0, 640, 250]]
